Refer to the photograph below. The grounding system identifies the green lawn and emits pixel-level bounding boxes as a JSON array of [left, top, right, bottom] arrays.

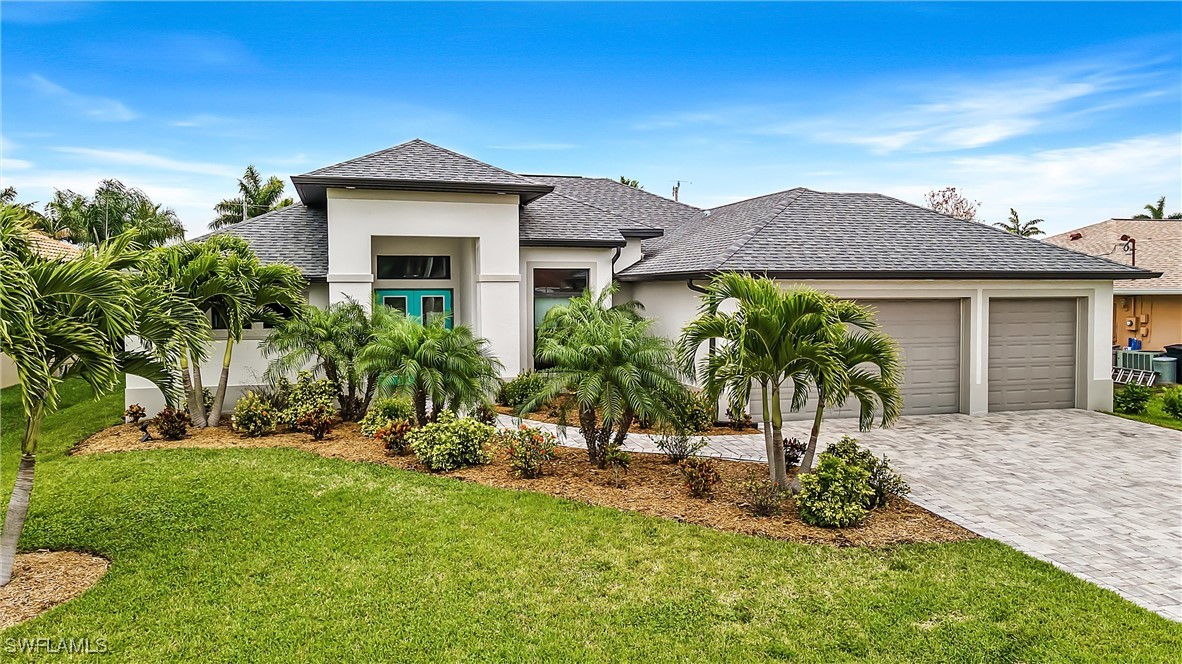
[[1, 381, 1179, 662], [1113, 386, 1182, 431]]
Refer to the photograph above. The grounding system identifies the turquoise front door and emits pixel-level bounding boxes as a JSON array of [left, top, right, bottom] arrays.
[[376, 289, 453, 328]]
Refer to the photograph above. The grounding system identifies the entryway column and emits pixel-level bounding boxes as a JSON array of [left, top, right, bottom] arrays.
[[327, 274, 375, 311], [477, 275, 521, 377]]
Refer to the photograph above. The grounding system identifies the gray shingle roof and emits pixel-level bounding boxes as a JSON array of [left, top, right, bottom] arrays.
[[525, 175, 700, 231], [194, 205, 328, 279], [303, 138, 540, 187], [620, 188, 1157, 280], [520, 191, 634, 246]]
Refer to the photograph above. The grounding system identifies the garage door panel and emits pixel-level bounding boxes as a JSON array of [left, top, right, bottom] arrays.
[[988, 298, 1076, 411]]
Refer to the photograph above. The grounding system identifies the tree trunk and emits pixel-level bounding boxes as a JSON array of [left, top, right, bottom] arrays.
[[413, 389, 428, 427], [0, 402, 44, 586], [178, 355, 194, 411], [611, 411, 635, 451], [760, 381, 776, 482], [360, 372, 378, 417], [188, 351, 208, 428], [578, 406, 600, 466], [769, 382, 788, 487], [208, 339, 234, 427], [791, 400, 827, 493]]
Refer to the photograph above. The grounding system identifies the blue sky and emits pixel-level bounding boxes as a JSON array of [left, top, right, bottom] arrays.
[[2, 1, 1180, 237]]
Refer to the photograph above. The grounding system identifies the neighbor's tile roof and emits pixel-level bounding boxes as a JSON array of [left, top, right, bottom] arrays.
[[619, 188, 1155, 280], [195, 205, 328, 279], [302, 138, 541, 187], [1044, 219, 1182, 293], [28, 232, 82, 260]]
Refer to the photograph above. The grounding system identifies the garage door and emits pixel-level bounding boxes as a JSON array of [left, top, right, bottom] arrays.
[[754, 299, 962, 421], [988, 298, 1077, 411]]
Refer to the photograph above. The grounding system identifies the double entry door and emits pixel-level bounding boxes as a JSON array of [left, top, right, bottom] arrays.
[[376, 289, 453, 328]]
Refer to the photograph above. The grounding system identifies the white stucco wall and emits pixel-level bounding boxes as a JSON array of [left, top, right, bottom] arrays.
[[627, 277, 1116, 415]]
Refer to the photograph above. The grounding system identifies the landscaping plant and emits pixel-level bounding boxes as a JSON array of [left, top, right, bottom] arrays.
[[499, 425, 558, 479], [124, 403, 147, 424], [295, 403, 335, 441], [375, 419, 413, 455], [281, 371, 337, 428], [1114, 384, 1153, 415], [231, 391, 276, 437], [1162, 386, 1182, 420], [497, 370, 547, 409], [656, 428, 707, 463], [473, 402, 499, 427], [155, 407, 191, 441], [604, 446, 631, 488], [734, 473, 786, 516], [796, 455, 874, 527], [359, 396, 415, 437], [784, 437, 807, 469], [823, 436, 909, 508], [678, 457, 721, 498], [407, 410, 494, 471]]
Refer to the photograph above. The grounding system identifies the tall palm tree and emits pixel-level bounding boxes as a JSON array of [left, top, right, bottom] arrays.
[[796, 299, 903, 480], [0, 208, 206, 586], [993, 208, 1045, 237], [359, 310, 503, 426], [524, 284, 683, 468], [41, 189, 88, 241], [1133, 196, 1182, 220], [210, 166, 294, 230], [678, 274, 846, 485]]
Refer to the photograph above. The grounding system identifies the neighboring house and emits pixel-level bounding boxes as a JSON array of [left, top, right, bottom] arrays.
[[126, 139, 1157, 418], [1, 232, 82, 388], [1045, 219, 1182, 352]]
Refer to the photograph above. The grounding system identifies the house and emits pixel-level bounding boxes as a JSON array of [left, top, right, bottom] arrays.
[[1, 231, 82, 388], [126, 139, 1158, 418], [1045, 219, 1182, 352]]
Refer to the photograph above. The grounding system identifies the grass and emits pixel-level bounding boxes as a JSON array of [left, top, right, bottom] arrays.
[[1112, 386, 1182, 431], [2, 380, 1180, 661]]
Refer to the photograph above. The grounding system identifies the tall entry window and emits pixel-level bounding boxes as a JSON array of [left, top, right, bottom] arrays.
[[533, 268, 590, 363], [376, 255, 451, 280]]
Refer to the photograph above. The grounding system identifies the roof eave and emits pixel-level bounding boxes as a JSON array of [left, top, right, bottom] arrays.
[[519, 238, 626, 248], [617, 269, 1163, 282], [291, 175, 554, 206]]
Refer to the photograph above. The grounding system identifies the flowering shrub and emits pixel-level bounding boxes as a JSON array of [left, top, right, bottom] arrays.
[[678, 457, 721, 498], [154, 407, 190, 440], [232, 391, 275, 437], [124, 403, 147, 424], [499, 425, 558, 478], [376, 419, 413, 455], [281, 371, 337, 427], [796, 455, 873, 528], [407, 410, 494, 471], [359, 397, 415, 437], [295, 403, 335, 440], [656, 429, 706, 463], [734, 473, 785, 516]]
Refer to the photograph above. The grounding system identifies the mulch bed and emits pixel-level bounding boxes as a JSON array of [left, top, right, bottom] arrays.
[[0, 551, 109, 630], [75, 423, 976, 548], [492, 405, 756, 437]]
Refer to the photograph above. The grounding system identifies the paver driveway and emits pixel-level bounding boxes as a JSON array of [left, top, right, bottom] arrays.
[[503, 409, 1182, 620]]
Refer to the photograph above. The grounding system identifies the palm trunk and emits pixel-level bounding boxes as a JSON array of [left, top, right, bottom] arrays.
[[612, 411, 635, 451], [769, 382, 788, 487], [413, 389, 428, 427], [360, 372, 378, 417], [188, 351, 208, 428], [791, 400, 827, 493], [179, 355, 194, 411], [0, 402, 44, 586], [208, 339, 234, 427], [760, 381, 776, 482], [578, 406, 600, 466]]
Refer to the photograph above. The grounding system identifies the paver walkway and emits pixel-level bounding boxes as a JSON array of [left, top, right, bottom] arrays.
[[498, 409, 1182, 620]]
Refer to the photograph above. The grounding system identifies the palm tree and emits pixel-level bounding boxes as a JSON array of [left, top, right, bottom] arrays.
[[1133, 196, 1182, 220], [41, 189, 88, 241], [796, 299, 903, 480], [0, 208, 206, 586], [618, 177, 642, 189], [359, 310, 503, 426], [678, 274, 846, 485], [210, 166, 294, 230], [523, 285, 683, 468], [993, 208, 1045, 237], [263, 299, 398, 421], [40, 180, 184, 247]]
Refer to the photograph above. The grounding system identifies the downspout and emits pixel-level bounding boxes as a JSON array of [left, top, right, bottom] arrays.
[[610, 246, 622, 280]]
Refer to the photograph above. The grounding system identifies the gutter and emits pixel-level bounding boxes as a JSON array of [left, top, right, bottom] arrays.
[[617, 268, 1164, 282]]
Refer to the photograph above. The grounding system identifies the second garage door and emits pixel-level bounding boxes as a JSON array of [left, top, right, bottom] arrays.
[[988, 298, 1077, 411], [759, 298, 962, 421]]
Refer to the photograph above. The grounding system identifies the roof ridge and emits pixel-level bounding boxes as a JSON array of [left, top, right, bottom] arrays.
[[526, 173, 701, 211], [303, 138, 539, 185], [302, 139, 419, 176], [711, 188, 807, 271], [407, 139, 542, 185], [707, 187, 810, 213]]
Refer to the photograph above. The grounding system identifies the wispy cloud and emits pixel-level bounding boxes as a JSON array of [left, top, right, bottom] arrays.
[[28, 75, 138, 122], [50, 147, 238, 178], [486, 142, 578, 151], [171, 114, 232, 128]]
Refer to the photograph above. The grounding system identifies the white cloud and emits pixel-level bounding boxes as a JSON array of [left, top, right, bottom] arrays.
[[28, 75, 138, 122], [50, 147, 238, 178]]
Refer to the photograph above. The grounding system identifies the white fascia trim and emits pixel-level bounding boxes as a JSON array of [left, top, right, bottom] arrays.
[[327, 273, 375, 283], [478, 273, 521, 283]]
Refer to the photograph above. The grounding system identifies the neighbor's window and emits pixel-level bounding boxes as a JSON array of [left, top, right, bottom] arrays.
[[376, 255, 451, 280]]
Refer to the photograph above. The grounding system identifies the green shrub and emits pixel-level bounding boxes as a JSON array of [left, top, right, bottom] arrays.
[[375, 419, 413, 454], [797, 455, 873, 528], [231, 391, 276, 437], [1162, 386, 1182, 420], [359, 396, 415, 437], [295, 403, 334, 441], [154, 407, 190, 440], [498, 371, 547, 409], [124, 403, 147, 424], [667, 388, 715, 433], [281, 371, 337, 427], [726, 405, 755, 431], [407, 410, 494, 471], [822, 436, 910, 508], [1114, 384, 1153, 415], [678, 457, 721, 498], [735, 473, 786, 516], [656, 429, 707, 463], [498, 425, 558, 478]]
